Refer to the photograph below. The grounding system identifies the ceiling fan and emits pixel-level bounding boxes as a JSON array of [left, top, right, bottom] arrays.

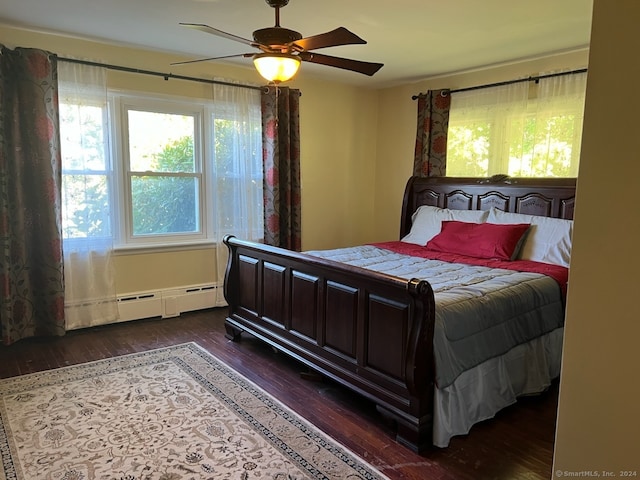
[[173, 0, 383, 83]]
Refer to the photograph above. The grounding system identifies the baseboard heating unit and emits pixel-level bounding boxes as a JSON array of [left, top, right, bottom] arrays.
[[117, 284, 219, 321]]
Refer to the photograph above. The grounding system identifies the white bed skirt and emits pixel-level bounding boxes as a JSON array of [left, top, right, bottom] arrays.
[[433, 327, 563, 448]]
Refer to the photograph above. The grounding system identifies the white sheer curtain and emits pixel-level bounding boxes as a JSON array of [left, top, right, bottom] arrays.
[[210, 82, 263, 306], [447, 70, 587, 177], [448, 81, 527, 176], [58, 61, 119, 329], [528, 71, 587, 177]]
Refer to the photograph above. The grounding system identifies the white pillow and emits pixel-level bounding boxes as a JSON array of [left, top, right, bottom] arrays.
[[450, 208, 490, 223], [401, 206, 489, 245], [486, 207, 573, 267]]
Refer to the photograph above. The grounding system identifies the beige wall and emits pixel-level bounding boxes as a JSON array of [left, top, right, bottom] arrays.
[[553, 0, 640, 474], [297, 77, 379, 249]]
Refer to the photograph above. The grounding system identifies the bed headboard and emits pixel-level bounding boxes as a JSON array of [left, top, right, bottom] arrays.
[[400, 175, 577, 238]]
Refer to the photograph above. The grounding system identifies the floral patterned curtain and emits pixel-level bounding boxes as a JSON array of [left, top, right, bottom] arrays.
[[0, 46, 65, 345], [261, 86, 302, 251], [413, 89, 451, 177]]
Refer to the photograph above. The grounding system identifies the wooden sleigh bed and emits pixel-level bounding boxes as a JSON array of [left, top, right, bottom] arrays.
[[222, 175, 576, 452]]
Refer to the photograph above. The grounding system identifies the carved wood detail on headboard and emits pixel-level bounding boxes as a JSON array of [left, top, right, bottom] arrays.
[[445, 191, 474, 210], [477, 192, 510, 212], [400, 176, 577, 238]]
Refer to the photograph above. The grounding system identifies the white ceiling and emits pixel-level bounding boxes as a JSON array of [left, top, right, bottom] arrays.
[[0, 0, 594, 88]]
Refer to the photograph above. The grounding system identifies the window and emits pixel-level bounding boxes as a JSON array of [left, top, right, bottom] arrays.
[[59, 95, 113, 244], [122, 103, 203, 243], [59, 88, 262, 249], [446, 71, 587, 178]]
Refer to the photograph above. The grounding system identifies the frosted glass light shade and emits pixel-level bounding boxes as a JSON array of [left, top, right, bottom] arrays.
[[253, 53, 301, 83]]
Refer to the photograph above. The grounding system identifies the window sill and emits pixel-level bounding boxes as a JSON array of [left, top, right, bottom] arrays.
[[113, 240, 218, 256]]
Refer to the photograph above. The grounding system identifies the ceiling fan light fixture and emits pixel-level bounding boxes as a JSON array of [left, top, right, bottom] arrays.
[[253, 53, 301, 83]]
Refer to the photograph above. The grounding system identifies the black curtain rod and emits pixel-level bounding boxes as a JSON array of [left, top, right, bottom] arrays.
[[411, 67, 588, 100], [56, 56, 265, 92]]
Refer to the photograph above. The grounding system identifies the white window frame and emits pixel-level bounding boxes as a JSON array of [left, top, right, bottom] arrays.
[[59, 93, 117, 250], [113, 95, 208, 246]]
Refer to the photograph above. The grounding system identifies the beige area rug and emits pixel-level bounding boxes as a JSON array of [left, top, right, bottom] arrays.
[[0, 342, 389, 480]]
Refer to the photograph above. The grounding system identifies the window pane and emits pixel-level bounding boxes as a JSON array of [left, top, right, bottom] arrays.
[[128, 110, 195, 173], [507, 113, 581, 177], [447, 123, 491, 177], [215, 176, 262, 232], [60, 103, 108, 171], [130, 175, 199, 235], [62, 174, 111, 238], [60, 99, 112, 241], [213, 116, 264, 239]]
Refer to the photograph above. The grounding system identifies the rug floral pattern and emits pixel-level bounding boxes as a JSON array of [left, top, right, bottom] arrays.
[[0, 343, 388, 480]]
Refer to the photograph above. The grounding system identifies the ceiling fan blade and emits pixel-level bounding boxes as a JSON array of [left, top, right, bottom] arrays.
[[299, 52, 383, 76], [293, 27, 366, 51], [171, 53, 253, 66], [179, 23, 256, 47]]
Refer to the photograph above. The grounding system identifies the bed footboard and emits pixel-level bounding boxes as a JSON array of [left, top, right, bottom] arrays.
[[223, 235, 436, 452]]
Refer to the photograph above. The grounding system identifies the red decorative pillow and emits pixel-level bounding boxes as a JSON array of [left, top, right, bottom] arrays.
[[425, 221, 531, 260]]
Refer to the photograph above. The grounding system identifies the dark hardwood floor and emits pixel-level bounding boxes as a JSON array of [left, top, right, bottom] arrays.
[[0, 308, 559, 480]]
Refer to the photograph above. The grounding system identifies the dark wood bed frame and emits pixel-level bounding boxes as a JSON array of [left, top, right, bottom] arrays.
[[222, 175, 576, 452]]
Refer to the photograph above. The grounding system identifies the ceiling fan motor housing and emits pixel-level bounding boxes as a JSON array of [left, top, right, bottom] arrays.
[[253, 27, 302, 48], [265, 0, 290, 8]]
